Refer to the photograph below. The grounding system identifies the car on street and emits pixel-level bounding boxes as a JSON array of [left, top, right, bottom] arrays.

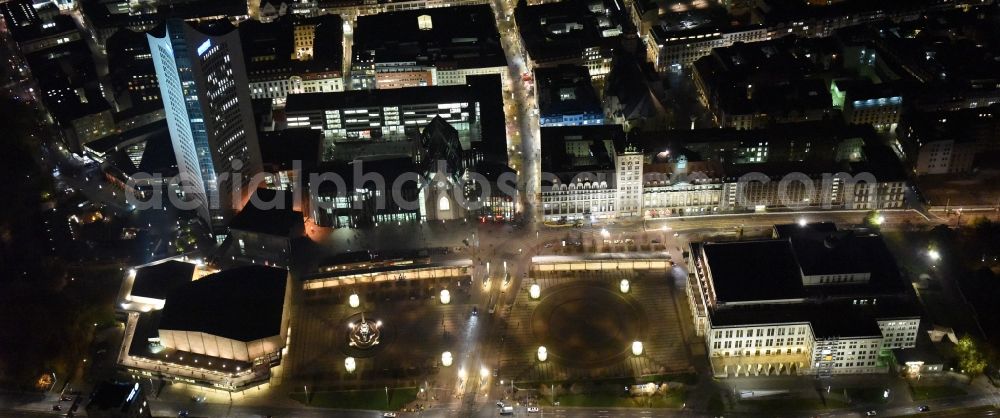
[[866, 411, 877, 416], [471, 306, 479, 316], [917, 405, 930, 412], [527, 406, 540, 413], [496, 401, 505, 407], [382, 413, 397, 417], [53, 405, 61, 411]]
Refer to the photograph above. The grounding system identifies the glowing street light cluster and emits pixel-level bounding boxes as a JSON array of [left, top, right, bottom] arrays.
[[529, 283, 541, 299], [619, 279, 630, 294], [440, 289, 451, 304], [345, 356, 356, 373], [348, 293, 360, 308], [441, 351, 453, 367], [631, 341, 644, 356], [928, 249, 941, 261], [537, 346, 548, 362]]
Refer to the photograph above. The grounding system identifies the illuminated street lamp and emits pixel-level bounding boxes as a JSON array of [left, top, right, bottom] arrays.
[[345, 357, 356, 373], [458, 368, 467, 381], [537, 346, 548, 362], [631, 341, 644, 356], [441, 351, 453, 367], [480, 366, 489, 382], [798, 218, 808, 227], [440, 289, 451, 305], [600, 228, 610, 238], [928, 249, 941, 261], [875, 215, 885, 225], [348, 293, 360, 308], [529, 283, 541, 299], [619, 279, 630, 294]]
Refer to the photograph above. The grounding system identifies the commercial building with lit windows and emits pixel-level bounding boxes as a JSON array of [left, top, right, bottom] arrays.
[[515, 0, 625, 78], [284, 83, 487, 151], [536, 65, 605, 127], [830, 79, 902, 132], [636, 0, 985, 71], [349, 6, 507, 90], [240, 15, 345, 106], [541, 121, 908, 222], [686, 222, 921, 377], [148, 19, 263, 231]]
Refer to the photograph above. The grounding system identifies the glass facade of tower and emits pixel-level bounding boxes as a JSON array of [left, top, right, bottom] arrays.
[[149, 19, 262, 231]]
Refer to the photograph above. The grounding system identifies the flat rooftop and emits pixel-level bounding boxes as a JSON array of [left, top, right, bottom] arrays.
[[515, 0, 625, 63], [130, 260, 196, 300], [698, 225, 910, 305], [536, 65, 603, 119], [159, 266, 288, 342], [540, 124, 626, 172], [700, 239, 804, 304], [353, 5, 505, 69], [228, 189, 303, 237]]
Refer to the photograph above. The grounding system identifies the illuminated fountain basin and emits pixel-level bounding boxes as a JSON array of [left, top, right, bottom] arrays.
[[348, 313, 383, 349], [341, 312, 393, 358]]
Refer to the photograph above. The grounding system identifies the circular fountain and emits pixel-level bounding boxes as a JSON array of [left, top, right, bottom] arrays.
[[348, 313, 382, 349]]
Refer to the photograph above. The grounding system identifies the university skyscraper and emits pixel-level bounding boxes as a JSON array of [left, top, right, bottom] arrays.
[[148, 19, 262, 231]]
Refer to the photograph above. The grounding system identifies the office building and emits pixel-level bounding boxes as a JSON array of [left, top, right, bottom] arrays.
[[636, 0, 985, 71], [536, 65, 605, 127], [79, 0, 160, 48], [540, 121, 908, 222], [227, 189, 304, 268], [515, 0, 626, 78], [240, 15, 345, 106], [830, 79, 902, 132], [285, 81, 496, 156], [308, 157, 423, 227], [0, 1, 82, 55], [148, 19, 264, 230], [106, 28, 161, 112], [692, 37, 835, 130], [899, 104, 1000, 175], [317, 0, 487, 18], [540, 125, 626, 222], [687, 222, 921, 377], [350, 6, 507, 90]]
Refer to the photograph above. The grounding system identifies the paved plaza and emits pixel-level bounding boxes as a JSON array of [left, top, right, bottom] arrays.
[[285, 275, 476, 389], [497, 269, 693, 383]]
